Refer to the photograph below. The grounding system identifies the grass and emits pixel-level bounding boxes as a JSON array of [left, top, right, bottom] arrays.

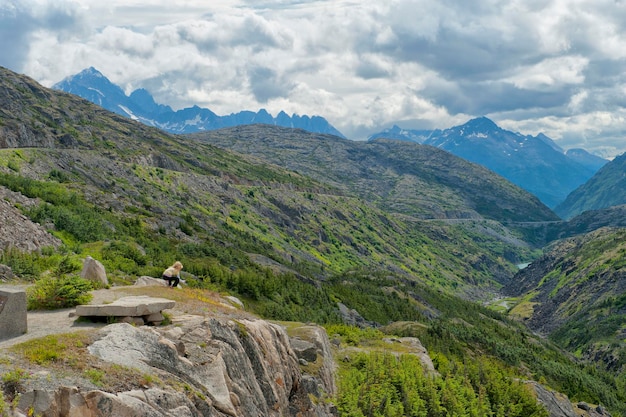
[[10, 333, 87, 365], [6, 330, 162, 393], [508, 291, 540, 320]]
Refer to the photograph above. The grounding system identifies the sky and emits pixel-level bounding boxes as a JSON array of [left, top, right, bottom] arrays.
[[2, 0, 626, 158]]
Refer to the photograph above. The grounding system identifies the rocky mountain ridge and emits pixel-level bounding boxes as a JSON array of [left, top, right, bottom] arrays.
[[53, 67, 345, 137], [368, 117, 607, 209], [189, 124, 558, 224]]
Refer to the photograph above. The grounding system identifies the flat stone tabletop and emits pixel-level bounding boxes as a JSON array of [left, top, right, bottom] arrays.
[[75, 296, 175, 317]]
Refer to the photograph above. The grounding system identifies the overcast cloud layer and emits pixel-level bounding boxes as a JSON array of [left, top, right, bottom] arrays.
[[2, 0, 626, 158]]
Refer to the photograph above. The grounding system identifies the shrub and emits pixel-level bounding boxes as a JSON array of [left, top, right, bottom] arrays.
[[101, 240, 147, 275], [27, 275, 93, 310], [0, 247, 41, 280], [54, 255, 81, 276], [84, 369, 105, 387], [1, 368, 29, 401]]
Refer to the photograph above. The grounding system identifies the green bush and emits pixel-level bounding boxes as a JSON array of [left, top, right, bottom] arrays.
[[0, 247, 41, 280], [1, 368, 29, 401], [54, 255, 81, 276], [27, 276, 93, 310]]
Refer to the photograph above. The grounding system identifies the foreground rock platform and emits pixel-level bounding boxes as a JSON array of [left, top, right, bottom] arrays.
[[75, 296, 175, 325]]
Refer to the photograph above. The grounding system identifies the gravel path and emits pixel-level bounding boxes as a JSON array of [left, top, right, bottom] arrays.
[[0, 308, 104, 349], [0, 286, 149, 349]]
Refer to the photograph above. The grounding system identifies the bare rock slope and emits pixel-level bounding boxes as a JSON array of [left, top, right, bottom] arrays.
[[0, 187, 61, 252]]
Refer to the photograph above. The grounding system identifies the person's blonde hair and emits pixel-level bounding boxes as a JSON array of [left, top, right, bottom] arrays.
[[172, 261, 183, 270]]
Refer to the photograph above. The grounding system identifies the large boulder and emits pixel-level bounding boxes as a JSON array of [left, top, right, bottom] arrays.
[[80, 256, 108, 286]]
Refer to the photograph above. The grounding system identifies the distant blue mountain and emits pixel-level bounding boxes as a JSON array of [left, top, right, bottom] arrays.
[[368, 117, 608, 209], [367, 125, 441, 143], [53, 67, 346, 138]]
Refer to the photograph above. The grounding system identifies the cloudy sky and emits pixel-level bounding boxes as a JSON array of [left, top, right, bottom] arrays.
[[2, 0, 626, 158]]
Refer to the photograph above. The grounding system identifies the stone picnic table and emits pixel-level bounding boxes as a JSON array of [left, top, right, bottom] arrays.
[[75, 295, 176, 326]]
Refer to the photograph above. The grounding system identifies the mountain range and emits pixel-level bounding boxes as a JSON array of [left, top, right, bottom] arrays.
[[1, 65, 626, 415], [53, 67, 346, 138], [368, 118, 608, 210], [54, 68, 610, 212]]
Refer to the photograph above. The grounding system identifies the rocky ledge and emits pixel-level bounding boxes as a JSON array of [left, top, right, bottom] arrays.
[[13, 315, 337, 417]]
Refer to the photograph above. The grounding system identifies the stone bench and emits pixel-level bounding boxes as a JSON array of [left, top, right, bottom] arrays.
[[75, 296, 175, 326], [0, 288, 27, 340]]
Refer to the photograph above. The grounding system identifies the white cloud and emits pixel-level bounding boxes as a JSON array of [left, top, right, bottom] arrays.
[[505, 56, 588, 90], [3, 0, 626, 157]]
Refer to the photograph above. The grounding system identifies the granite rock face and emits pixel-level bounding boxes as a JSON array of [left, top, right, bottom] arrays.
[[17, 318, 337, 417]]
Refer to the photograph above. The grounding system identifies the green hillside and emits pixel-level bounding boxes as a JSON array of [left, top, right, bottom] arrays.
[[504, 227, 626, 376], [555, 152, 626, 219], [190, 125, 559, 224], [0, 66, 545, 296]]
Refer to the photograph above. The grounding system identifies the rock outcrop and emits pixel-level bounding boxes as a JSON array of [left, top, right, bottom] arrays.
[[526, 381, 613, 417], [16, 317, 337, 417], [0, 191, 62, 253]]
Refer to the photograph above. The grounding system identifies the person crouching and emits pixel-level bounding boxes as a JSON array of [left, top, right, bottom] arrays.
[[162, 261, 183, 288]]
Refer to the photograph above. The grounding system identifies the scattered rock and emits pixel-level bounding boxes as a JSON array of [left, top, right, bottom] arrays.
[[134, 276, 168, 287], [391, 337, 439, 376], [80, 256, 108, 286], [337, 302, 376, 328], [291, 337, 318, 363], [0, 195, 62, 253], [224, 295, 244, 309], [526, 381, 577, 417], [0, 264, 14, 280]]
